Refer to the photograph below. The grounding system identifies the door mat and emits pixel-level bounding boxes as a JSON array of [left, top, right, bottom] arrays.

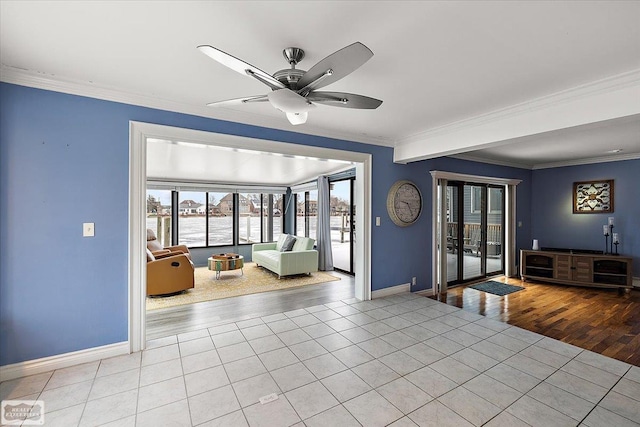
[[468, 280, 524, 296]]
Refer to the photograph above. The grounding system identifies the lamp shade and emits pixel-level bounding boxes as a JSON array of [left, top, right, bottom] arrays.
[[268, 89, 314, 113], [286, 112, 308, 125]]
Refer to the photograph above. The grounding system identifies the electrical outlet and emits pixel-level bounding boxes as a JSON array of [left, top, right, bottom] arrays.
[[375, 216, 381, 226], [83, 222, 95, 237], [412, 277, 417, 286]]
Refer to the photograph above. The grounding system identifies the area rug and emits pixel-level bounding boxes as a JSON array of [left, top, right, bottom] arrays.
[[146, 263, 340, 310], [468, 280, 524, 296]]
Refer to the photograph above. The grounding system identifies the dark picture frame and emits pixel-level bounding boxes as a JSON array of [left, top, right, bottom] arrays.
[[573, 180, 614, 214]]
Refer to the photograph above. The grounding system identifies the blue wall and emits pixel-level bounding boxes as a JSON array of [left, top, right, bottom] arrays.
[[531, 159, 640, 276], [1, 82, 532, 365]]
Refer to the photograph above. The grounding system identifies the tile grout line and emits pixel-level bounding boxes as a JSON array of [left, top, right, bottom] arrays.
[[577, 364, 635, 427], [7, 293, 637, 426]]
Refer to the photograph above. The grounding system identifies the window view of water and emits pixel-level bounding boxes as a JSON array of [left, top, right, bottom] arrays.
[[146, 215, 349, 247], [146, 188, 352, 269]]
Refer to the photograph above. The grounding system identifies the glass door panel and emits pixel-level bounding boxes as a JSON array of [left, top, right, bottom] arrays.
[[486, 186, 504, 275], [331, 179, 353, 273], [463, 184, 484, 281], [446, 185, 459, 283]]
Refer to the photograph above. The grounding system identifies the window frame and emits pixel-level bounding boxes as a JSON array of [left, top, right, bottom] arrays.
[[147, 187, 285, 249]]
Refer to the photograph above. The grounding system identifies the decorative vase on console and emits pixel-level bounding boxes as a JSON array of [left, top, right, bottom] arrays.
[[532, 239, 540, 251]]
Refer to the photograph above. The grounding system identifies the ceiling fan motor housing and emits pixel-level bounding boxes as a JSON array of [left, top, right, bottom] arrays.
[[283, 47, 305, 65], [274, 47, 306, 89], [273, 68, 305, 89]]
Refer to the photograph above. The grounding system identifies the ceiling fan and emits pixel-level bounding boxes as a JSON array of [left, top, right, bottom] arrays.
[[197, 42, 382, 125]]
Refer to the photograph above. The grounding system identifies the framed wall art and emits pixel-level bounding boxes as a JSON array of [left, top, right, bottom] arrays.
[[573, 180, 614, 214]]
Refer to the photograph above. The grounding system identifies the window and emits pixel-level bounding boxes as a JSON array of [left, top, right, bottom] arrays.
[[295, 189, 318, 238], [470, 185, 503, 214], [295, 192, 306, 237], [238, 193, 260, 244], [470, 186, 482, 214], [208, 192, 233, 246], [146, 189, 172, 247], [148, 185, 284, 248], [488, 187, 503, 213], [308, 189, 318, 239], [262, 194, 284, 243], [272, 194, 283, 242], [178, 192, 207, 247]]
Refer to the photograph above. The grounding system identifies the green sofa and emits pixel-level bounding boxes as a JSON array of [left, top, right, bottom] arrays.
[[252, 234, 318, 278]]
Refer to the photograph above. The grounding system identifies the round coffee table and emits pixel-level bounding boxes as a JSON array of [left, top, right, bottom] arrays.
[[208, 254, 244, 280]]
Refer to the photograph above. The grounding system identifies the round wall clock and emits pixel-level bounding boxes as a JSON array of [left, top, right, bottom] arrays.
[[386, 180, 423, 227]]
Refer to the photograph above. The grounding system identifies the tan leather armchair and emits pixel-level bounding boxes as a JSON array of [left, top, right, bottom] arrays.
[[146, 249, 194, 296], [147, 229, 191, 260]]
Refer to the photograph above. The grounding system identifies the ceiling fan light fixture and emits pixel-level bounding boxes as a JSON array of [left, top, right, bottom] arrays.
[[286, 112, 308, 125], [268, 89, 314, 113], [200, 42, 382, 124]]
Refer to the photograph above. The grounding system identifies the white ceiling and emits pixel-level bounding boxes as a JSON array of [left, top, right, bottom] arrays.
[[1, 1, 639, 174], [146, 138, 354, 186], [455, 115, 640, 169]]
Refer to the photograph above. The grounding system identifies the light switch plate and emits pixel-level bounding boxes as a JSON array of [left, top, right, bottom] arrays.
[[83, 222, 95, 237], [375, 216, 381, 226]]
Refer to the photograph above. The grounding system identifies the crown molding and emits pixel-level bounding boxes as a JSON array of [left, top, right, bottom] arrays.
[[397, 69, 640, 146], [451, 151, 640, 171], [0, 65, 393, 148], [531, 152, 640, 170]]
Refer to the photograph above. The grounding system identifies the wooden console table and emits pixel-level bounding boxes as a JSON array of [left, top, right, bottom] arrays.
[[520, 249, 632, 289]]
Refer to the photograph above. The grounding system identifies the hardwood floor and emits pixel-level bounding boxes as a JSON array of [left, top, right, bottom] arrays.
[[431, 277, 640, 366], [146, 271, 355, 341]]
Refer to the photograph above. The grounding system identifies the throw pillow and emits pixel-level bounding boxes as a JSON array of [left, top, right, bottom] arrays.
[[279, 234, 297, 252], [275, 234, 288, 251], [147, 239, 164, 252]]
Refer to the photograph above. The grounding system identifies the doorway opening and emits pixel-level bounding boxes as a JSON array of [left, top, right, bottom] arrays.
[[431, 170, 521, 295], [129, 122, 372, 352]]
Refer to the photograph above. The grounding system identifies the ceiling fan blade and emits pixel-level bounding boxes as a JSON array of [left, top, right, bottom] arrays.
[[206, 95, 269, 107], [197, 45, 285, 90], [307, 92, 382, 109], [297, 42, 373, 92]]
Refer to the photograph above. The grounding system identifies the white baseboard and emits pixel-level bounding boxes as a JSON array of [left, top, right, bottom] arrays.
[[0, 342, 129, 382], [372, 283, 411, 299]]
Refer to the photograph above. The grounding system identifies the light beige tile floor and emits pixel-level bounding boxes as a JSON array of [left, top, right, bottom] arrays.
[[1, 293, 639, 426]]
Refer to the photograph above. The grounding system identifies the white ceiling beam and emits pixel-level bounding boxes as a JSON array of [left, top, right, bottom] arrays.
[[393, 70, 640, 164]]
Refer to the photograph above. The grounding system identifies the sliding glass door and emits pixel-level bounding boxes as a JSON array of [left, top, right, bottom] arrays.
[[446, 181, 504, 286]]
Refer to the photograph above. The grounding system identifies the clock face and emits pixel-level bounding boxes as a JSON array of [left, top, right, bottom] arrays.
[[387, 181, 422, 226]]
